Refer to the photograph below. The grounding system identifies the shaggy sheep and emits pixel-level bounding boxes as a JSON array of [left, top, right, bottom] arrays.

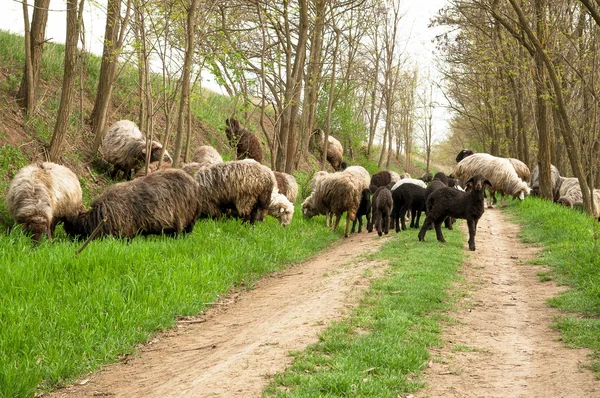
[[351, 188, 372, 233], [225, 118, 263, 163], [370, 171, 393, 194], [456, 149, 475, 163], [180, 162, 206, 177], [389, 171, 401, 183], [134, 161, 172, 178], [392, 183, 427, 232], [310, 171, 330, 193], [310, 129, 344, 170], [529, 164, 562, 200], [192, 145, 223, 165], [102, 120, 172, 180], [509, 158, 531, 183], [418, 175, 492, 251], [64, 169, 199, 240], [557, 177, 583, 208], [301, 172, 363, 237], [368, 186, 393, 236], [391, 177, 427, 191], [194, 159, 274, 224], [342, 165, 370, 190], [452, 153, 530, 204], [273, 171, 299, 203], [7, 162, 83, 243]]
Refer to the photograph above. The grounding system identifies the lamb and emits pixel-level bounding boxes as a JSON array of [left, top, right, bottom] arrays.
[[424, 172, 453, 230], [419, 172, 433, 183], [134, 161, 172, 178], [392, 183, 427, 232], [370, 171, 393, 194], [225, 118, 263, 163], [64, 169, 199, 240], [351, 188, 372, 233], [301, 172, 363, 237], [418, 175, 492, 251], [102, 120, 172, 180], [529, 164, 562, 200], [194, 159, 274, 224], [452, 153, 530, 204], [192, 145, 223, 165], [309, 129, 344, 170], [273, 171, 299, 203], [368, 186, 393, 236], [7, 162, 83, 243], [455, 149, 475, 163]]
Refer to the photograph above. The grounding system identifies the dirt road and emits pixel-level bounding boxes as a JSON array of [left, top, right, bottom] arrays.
[[48, 230, 388, 398], [416, 208, 598, 397]]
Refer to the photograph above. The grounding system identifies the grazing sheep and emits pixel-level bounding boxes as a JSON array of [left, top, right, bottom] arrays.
[[180, 162, 206, 177], [391, 177, 427, 191], [368, 186, 393, 236], [529, 164, 562, 200], [194, 159, 274, 224], [192, 145, 223, 165], [341, 165, 370, 190], [268, 191, 295, 226], [64, 169, 199, 240], [301, 172, 363, 237], [418, 175, 492, 251], [134, 161, 172, 178], [452, 153, 530, 204], [351, 188, 372, 233], [557, 177, 583, 208], [310, 129, 344, 170], [225, 118, 263, 163], [273, 171, 299, 203], [370, 171, 393, 194], [310, 171, 330, 193], [102, 120, 172, 180], [455, 149, 475, 163], [7, 162, 83, 243], [392, 183, 427, 232], [508, 158, 530, 183]]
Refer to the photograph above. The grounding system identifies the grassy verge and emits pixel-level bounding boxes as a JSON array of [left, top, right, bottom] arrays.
[[0, 211, 340, 397], [265, 223, 466, 397], [502, 197, 600, 374]]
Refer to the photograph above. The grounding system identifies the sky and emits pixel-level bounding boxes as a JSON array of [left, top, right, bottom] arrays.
[[1, 0, 451, 140]]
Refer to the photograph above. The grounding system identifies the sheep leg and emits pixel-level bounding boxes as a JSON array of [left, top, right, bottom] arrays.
[[344, 213, 351, 238], [110, 166, 120, 180], [413, 209, 422, 229], [444, 216, 453, 230], [418, 216, 433, 241], [351, 217, 358, 234], [400, 207, 408, 231], [467, 218, 477, 251], [363, 211, 370, 233], [383, 213, 390, 235], [332, 213, 342, 232], [326, 212, 331, 228]]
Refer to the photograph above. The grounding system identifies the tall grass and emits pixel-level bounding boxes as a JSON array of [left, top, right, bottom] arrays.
[[0, 212, 340, 397], [266, 224, 466, 397], [503, 197, 600, 373]]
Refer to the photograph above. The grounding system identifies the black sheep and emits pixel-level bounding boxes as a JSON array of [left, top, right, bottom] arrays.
[[368, 186, 393, 236], [424, 173, 453, 230], [351, 188, 372, 233], [418, 174, 491, 251], [392, 183, 426, 232], [455, 149, 475, 163]]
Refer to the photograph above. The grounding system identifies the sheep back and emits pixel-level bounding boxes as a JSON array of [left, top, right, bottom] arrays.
[[7, 162, 83, 242], [370, 186, 393, 236], [134, 161, 172, 178], [530, 164, 562, 199], [391, 178, 427, 191], [301, 173, 361, 221], [508, 158, 531, 182], [273, 171, 299, 203], [341, 166, 370, 190], [370, 171, 392, 193], [310, 129, 344, 170], [225, 118, 263, 163], [64, 169, 199, 239], [192, 145, 223, 165]]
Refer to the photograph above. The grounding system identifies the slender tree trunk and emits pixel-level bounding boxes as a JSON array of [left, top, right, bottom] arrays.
[[135, 3, 147, 134], [49, 0, 85, 161], [21, 0, 34, 117], [17, 0, 51, 113], [322, 5, 340, 170]]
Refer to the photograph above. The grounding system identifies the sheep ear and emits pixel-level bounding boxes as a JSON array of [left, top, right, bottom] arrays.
[[518, 191, 525, 200], [465, 177, 474, 186], [141, 148, 147, 155], [280, 207, 285, 213], [484, 179, 492, 187]]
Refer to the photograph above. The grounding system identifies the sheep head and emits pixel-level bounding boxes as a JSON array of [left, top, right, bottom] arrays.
[[465, 175, 491, 192], [301, 196, 318, 218], [456, 149, 475, 163], [23, 215, 50, 243]]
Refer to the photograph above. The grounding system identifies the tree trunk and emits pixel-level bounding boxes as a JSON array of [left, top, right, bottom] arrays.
[[21, 0, 34, 117], [172, 0, 200, 168], [91, 0, 132, 152], [48, 0, 84, 161], [17, 0, 51, 113]]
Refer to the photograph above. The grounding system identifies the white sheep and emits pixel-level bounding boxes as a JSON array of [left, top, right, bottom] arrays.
[[192, 145, 223, 165], [391, 178, 427, 191], [310, 129, 344, 170], [273, 171, 299, 203], [102, 120, 172, 180], [341, 165, 370, 190], [269, 190, 295, 226], [452, 153, 530, 204], [7, 162, 83, 243]]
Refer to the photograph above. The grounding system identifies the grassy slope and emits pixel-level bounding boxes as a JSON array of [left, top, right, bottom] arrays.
[[265, 225, 466, 397], [502, 197, 600, 374]]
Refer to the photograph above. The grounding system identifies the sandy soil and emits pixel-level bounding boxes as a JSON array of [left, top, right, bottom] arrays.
[[46, 229, 388, 398], [416, 208, 599, 398]]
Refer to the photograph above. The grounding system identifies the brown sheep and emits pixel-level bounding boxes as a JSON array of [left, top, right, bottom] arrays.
[[309, 129, 344, 170], [7, 162, 83, 243], [194, 159, 274, 224], [225, 118, 263, 163], [134, 161, 172, 178], [64, 169, 200, 239]]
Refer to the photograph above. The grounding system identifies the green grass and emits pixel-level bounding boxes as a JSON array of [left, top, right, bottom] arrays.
[[0, 210, 341, 397], [503, 197, 600, 373], [264, 224, 466, 397]]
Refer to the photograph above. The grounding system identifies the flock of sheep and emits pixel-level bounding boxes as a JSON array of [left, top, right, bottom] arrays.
[[5, 117, 597, 251]]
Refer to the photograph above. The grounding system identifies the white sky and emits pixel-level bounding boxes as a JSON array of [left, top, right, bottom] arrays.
[[1, 0, 450, 139]]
